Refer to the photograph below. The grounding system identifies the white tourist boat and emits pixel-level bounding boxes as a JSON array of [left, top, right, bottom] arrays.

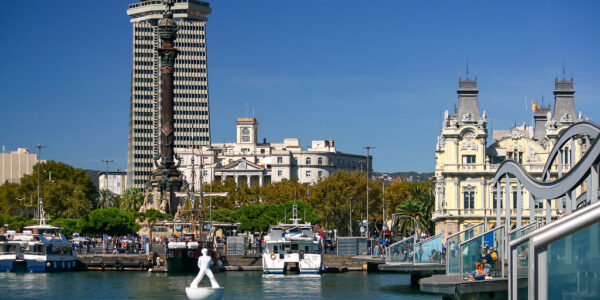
[[262, 204, 322, 274], [17, 224, 77, 272], [0, 225, 76, 272]]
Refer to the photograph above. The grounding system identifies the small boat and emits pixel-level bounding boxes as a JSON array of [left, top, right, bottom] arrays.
[[262, 204, 322, 274]]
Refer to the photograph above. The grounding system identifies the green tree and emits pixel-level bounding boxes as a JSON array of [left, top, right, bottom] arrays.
[[306, 171, 381, 236], [78, 207, 137, 236], [394, 198, 428, 238], [211, 201, 319, 233], [0, 214, 36, 231], [97, 189, 118, 209], [119, 188, 144, 212], [50, 218, 79, 238], [1, 161, 96, 218]]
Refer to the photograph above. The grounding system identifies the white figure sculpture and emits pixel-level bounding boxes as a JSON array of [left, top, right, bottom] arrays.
[[185, 248, 223, 300]]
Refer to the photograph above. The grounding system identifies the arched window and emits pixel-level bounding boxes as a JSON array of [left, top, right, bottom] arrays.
[[241, 128, 250, 142], [306, 157, 311, 165], [317, 157, 323, 165]]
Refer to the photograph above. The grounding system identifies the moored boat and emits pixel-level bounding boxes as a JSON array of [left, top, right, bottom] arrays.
[[262, 204, 322, 274]]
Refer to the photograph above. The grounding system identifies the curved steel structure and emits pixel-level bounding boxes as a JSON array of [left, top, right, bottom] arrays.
[[492, 121, 600, 226]]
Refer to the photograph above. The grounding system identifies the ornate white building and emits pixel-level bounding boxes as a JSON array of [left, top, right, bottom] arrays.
[[176, 117, 370, 188], [434, 75, 584, 237]]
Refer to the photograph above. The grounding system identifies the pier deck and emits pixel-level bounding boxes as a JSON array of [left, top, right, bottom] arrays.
[[420, 274, 508, 299]]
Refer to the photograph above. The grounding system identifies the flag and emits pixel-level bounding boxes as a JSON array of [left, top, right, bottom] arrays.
[[532, 101, 538, 113]]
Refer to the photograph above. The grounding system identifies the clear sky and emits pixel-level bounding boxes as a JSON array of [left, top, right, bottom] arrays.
[[2, 0, 600, 173]]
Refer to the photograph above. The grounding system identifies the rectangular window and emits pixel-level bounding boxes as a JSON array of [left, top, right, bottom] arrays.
[[493, 190, 504, 209], [463, 190, 475, 209], [306, 170, 311, 177], [318, 171, 323, 178], [535, 198, 544, 209], [462, 155, 476, 164], [277, 157, 283, 164], [277, 170, 282, 176]]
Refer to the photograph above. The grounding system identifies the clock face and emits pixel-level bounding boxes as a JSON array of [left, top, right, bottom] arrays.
[[161, 124, 173, 135]]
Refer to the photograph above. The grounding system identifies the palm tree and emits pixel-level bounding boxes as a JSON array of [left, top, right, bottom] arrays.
[[394, 198, 428, 238], [120, 188, 144, 212], [97, 189, 117, 209]]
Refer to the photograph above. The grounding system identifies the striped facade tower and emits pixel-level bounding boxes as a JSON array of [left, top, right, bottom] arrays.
[[126, 0, 211, 191]]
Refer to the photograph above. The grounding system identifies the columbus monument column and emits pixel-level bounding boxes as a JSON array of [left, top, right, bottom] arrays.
[[141, 0, 183, 215]]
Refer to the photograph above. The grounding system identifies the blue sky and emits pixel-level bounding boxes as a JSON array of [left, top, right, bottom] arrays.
[[2, 0, 600, 173]]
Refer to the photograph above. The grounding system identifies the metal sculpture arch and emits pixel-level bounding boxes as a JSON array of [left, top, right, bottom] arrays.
[[492, 121, 600, 226]]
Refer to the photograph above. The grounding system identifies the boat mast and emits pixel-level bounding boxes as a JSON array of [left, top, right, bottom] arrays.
[[35, 144, 47, 226]]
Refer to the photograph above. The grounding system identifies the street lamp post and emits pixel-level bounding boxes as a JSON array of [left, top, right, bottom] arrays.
[[363, 146, 374, 239], [348, 196, 353, 236]]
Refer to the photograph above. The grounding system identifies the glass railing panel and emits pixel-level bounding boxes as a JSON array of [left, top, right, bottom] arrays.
[[516, 241, 529, 300], [547, 222, 600, 299], [447, 223, 485, 274], [415, 235, 442, 264], [509, 223, 536, 241], [460, 226, 504, 281], [386, 235, 415, 264]]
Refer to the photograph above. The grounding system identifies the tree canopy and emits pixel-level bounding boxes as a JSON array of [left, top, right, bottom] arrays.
[[212, 200, 319, 233], [77, 207, 138, 236]]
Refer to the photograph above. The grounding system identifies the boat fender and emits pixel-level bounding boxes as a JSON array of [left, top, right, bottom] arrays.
[[100, 262, 106, 270], [298, 250, 304, 257], [270, 253, 277, 260]]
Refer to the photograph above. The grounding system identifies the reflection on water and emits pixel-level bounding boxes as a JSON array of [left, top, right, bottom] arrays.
[[0, 271, 441, 300]]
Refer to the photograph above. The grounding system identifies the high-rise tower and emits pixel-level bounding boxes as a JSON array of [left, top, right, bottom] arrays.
[[126, 0, 211, 191]]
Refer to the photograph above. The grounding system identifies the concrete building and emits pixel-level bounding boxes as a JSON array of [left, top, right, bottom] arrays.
[[0, 148, 39, 184], [176, 117, 370, 188], [99, 171, 127, 195], [126, 0, 212, 190], [433, 75, 584, 238]]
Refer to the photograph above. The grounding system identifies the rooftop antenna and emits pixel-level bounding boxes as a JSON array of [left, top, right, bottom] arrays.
[[252, 108, 255, 118], [245, 102, 248, 118], [562, 59, 566, 80], [466, 57, 469, 78]]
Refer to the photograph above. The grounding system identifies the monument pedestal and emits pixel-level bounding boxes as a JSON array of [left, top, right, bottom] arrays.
[[185, 287, 223, 300]]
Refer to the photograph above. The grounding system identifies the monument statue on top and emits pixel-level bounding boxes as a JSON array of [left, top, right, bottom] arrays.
[[140, 0, 183, 215]]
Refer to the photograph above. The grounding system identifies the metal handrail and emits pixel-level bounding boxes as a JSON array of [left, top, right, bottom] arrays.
[[458, 225, 505, 279], [445, 222, 485, 274], [508, 200, 600, 299]]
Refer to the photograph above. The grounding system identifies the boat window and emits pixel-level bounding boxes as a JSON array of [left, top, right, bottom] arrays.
[[291, 244, 298, 251], [305, 246, 309, 252], [273, 246, 277, 253]]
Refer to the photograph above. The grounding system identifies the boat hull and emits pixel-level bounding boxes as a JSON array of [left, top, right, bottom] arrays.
[[167, 248, 202, 273], [24, 259, 77, 272]]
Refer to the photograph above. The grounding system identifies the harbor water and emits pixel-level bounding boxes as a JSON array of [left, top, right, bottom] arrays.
[[0, 271, 442, 299]]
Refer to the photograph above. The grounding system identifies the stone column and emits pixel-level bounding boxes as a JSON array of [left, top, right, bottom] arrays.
[[259, 175, 263, 187], [247, 175, 251, 187], [234, 175, 239, 186]]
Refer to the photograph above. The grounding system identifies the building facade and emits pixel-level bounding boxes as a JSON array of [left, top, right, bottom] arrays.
[[99, 171, 127, 195], [126, 0, 212, 190], [0, 148, 38, 184], [176, 117, 371, 188], [434, 76, 584, 238]]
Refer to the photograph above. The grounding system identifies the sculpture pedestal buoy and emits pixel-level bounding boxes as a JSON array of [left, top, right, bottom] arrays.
[[185, 287, 223, 300], [186, 248, 223, 300]]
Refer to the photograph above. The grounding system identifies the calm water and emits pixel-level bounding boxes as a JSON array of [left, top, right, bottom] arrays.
[[0, 271, 442, 300]]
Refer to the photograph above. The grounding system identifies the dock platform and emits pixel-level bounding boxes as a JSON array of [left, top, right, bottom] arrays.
[[420, 274, 508, 300]]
